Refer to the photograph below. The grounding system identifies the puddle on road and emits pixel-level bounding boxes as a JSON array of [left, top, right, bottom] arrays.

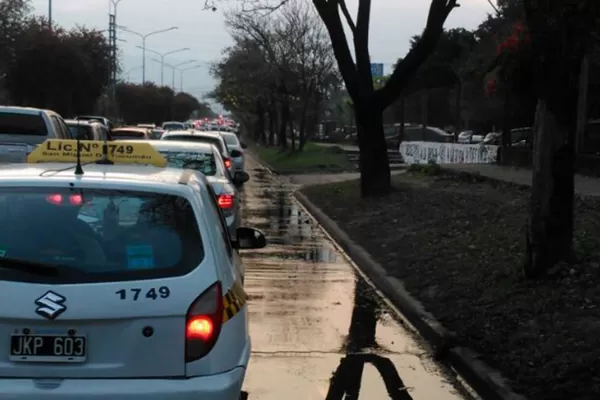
[[241, 164, 473, 400]]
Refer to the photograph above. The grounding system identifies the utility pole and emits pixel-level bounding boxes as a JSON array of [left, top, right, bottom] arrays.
[[48, 0, 52, 27], [108, 14, 117, 118]]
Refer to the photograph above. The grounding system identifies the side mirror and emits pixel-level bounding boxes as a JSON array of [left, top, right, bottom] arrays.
[[241, 142, 248, 149], [233, 171, 250, 185], [233, 227, 266, 249], [230, 149, 243, 158]]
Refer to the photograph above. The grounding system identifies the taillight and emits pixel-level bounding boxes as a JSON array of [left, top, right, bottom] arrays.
[[46, 194, 83, 206], [185, 282, 223, 362], [217, 194, 235, 214], [223, 158, 231, 169]]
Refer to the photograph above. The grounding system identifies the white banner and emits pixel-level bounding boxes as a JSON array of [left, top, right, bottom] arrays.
[[399, 141, 499, 165]]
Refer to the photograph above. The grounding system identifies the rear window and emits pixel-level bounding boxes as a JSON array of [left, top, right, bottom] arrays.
[[112, 129, 145, 139], [67, 124, 93, 140], [162, 123, 184, 131], [0, 188, 203, 283], [159, 150, 218, 176], [221, 134, 239, 146], [0, 112, 48, 135], [163, 135, 226, 153]]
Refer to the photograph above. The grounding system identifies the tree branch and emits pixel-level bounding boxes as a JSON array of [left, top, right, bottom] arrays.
[[313, 0, 358, 100], [338, 0, 355, 34], [354, 0, 372, 97], [376, 0, 459, 109]]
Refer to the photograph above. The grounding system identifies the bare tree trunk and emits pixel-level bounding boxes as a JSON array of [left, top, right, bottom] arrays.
[[420, 90, 428, 136], [355, 102, 390, 196], [397, 97, 405, 148], [501, 87, 511, 163], [454, 81, 461, 142], [278, 101, 289, 149], [524, 100, 575, 278], [575, 55, 589, 154], [290, 120, 296, 151]]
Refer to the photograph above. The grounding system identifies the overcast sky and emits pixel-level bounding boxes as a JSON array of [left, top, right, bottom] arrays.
[[30, 0, 492, 112]]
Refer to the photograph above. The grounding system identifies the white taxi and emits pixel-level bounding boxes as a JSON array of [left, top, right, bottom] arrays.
[[0, 139, 265, 399]]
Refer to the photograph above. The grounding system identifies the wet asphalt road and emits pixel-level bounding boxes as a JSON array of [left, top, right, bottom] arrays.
[[239, 156, 474, 400]]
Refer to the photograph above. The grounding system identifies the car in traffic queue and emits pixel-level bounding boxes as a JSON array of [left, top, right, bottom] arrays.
[[161, 130, 239, 180], [0, 138, 266, 399], [110, 126, 152, 140], [121, 140, 249, 237], [151, 127, 165, 140], [137, 123, 156, 130], [0, 106, 73, 163], [74, 116, 114, 131], [64, 119, 113, 142], [162, 121, 186, 131], [217, 131, 247, 173]]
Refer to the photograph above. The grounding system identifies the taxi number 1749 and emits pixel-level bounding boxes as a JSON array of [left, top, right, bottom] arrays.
[[108, 144, 134, 155], [116, 287, 170, 301]]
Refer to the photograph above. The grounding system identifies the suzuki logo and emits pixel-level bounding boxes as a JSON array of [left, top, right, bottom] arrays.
[[35, 291, 67, 320]]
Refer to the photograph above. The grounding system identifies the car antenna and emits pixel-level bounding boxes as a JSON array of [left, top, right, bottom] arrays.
[[74, 135, 84, 175], [96, 134, 113, 165]]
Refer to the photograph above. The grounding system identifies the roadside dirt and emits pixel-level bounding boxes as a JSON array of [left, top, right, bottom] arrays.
[[301, 170, 600, 400]]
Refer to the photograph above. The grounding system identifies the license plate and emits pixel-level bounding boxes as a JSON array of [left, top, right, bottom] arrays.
[[10, 334, 87, 363]]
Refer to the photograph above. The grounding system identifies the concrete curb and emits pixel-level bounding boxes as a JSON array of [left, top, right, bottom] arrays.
[[294, 190, 528, 400]]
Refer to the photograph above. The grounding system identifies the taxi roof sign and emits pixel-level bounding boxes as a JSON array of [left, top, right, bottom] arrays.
[[27, 139, 168, 167]]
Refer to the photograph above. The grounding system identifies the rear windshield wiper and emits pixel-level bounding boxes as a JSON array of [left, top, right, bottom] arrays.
[[0, 257, 85, 278]]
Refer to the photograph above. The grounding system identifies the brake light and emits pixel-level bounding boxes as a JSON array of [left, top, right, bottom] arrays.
[[186, 316, 214, 340], [46, 194, 82, 206], [217, 194, 234, 209], [46, 194, 62, 205], [223, 158, 231, 169], [69, 194, 83, 205], [185, 282, 223, 362]]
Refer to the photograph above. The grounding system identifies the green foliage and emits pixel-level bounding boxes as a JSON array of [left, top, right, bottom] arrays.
[[0, 0, 31, 77], [253, 142, 352, 171], [4, 13, 112, 116], [115, 82, 214, 125], [408, 161, 442, 176], [408, 28, 476, 91]]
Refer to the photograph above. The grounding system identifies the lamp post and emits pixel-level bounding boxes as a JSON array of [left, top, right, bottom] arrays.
[[123, 66, 142, 82], [139, 46, 189, 86], [48, 0, 52, 26], [178, 64, 203, 93], [155, 59, 197, 91], [118, 25, 178, 84]]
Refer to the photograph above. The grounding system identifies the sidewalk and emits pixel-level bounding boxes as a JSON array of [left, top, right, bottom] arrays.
[[443, 163, 600, 197]]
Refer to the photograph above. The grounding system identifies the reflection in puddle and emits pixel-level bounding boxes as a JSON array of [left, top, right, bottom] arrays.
[[242, 179, 338, 263], [327, 279, 413, 400], [242, 161, 468, 400]]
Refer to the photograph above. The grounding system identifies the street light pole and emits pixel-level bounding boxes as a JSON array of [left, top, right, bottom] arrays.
[[124, 66, 142, 82], [48, 0, 52, 27], [158, 59, 197, 91], [179, 65, 202, 93], [118, 26, 179, 84], [139, 47, 189, 86]]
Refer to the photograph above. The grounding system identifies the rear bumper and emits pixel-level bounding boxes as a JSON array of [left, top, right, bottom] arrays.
[[0, 367, 246, 399]]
